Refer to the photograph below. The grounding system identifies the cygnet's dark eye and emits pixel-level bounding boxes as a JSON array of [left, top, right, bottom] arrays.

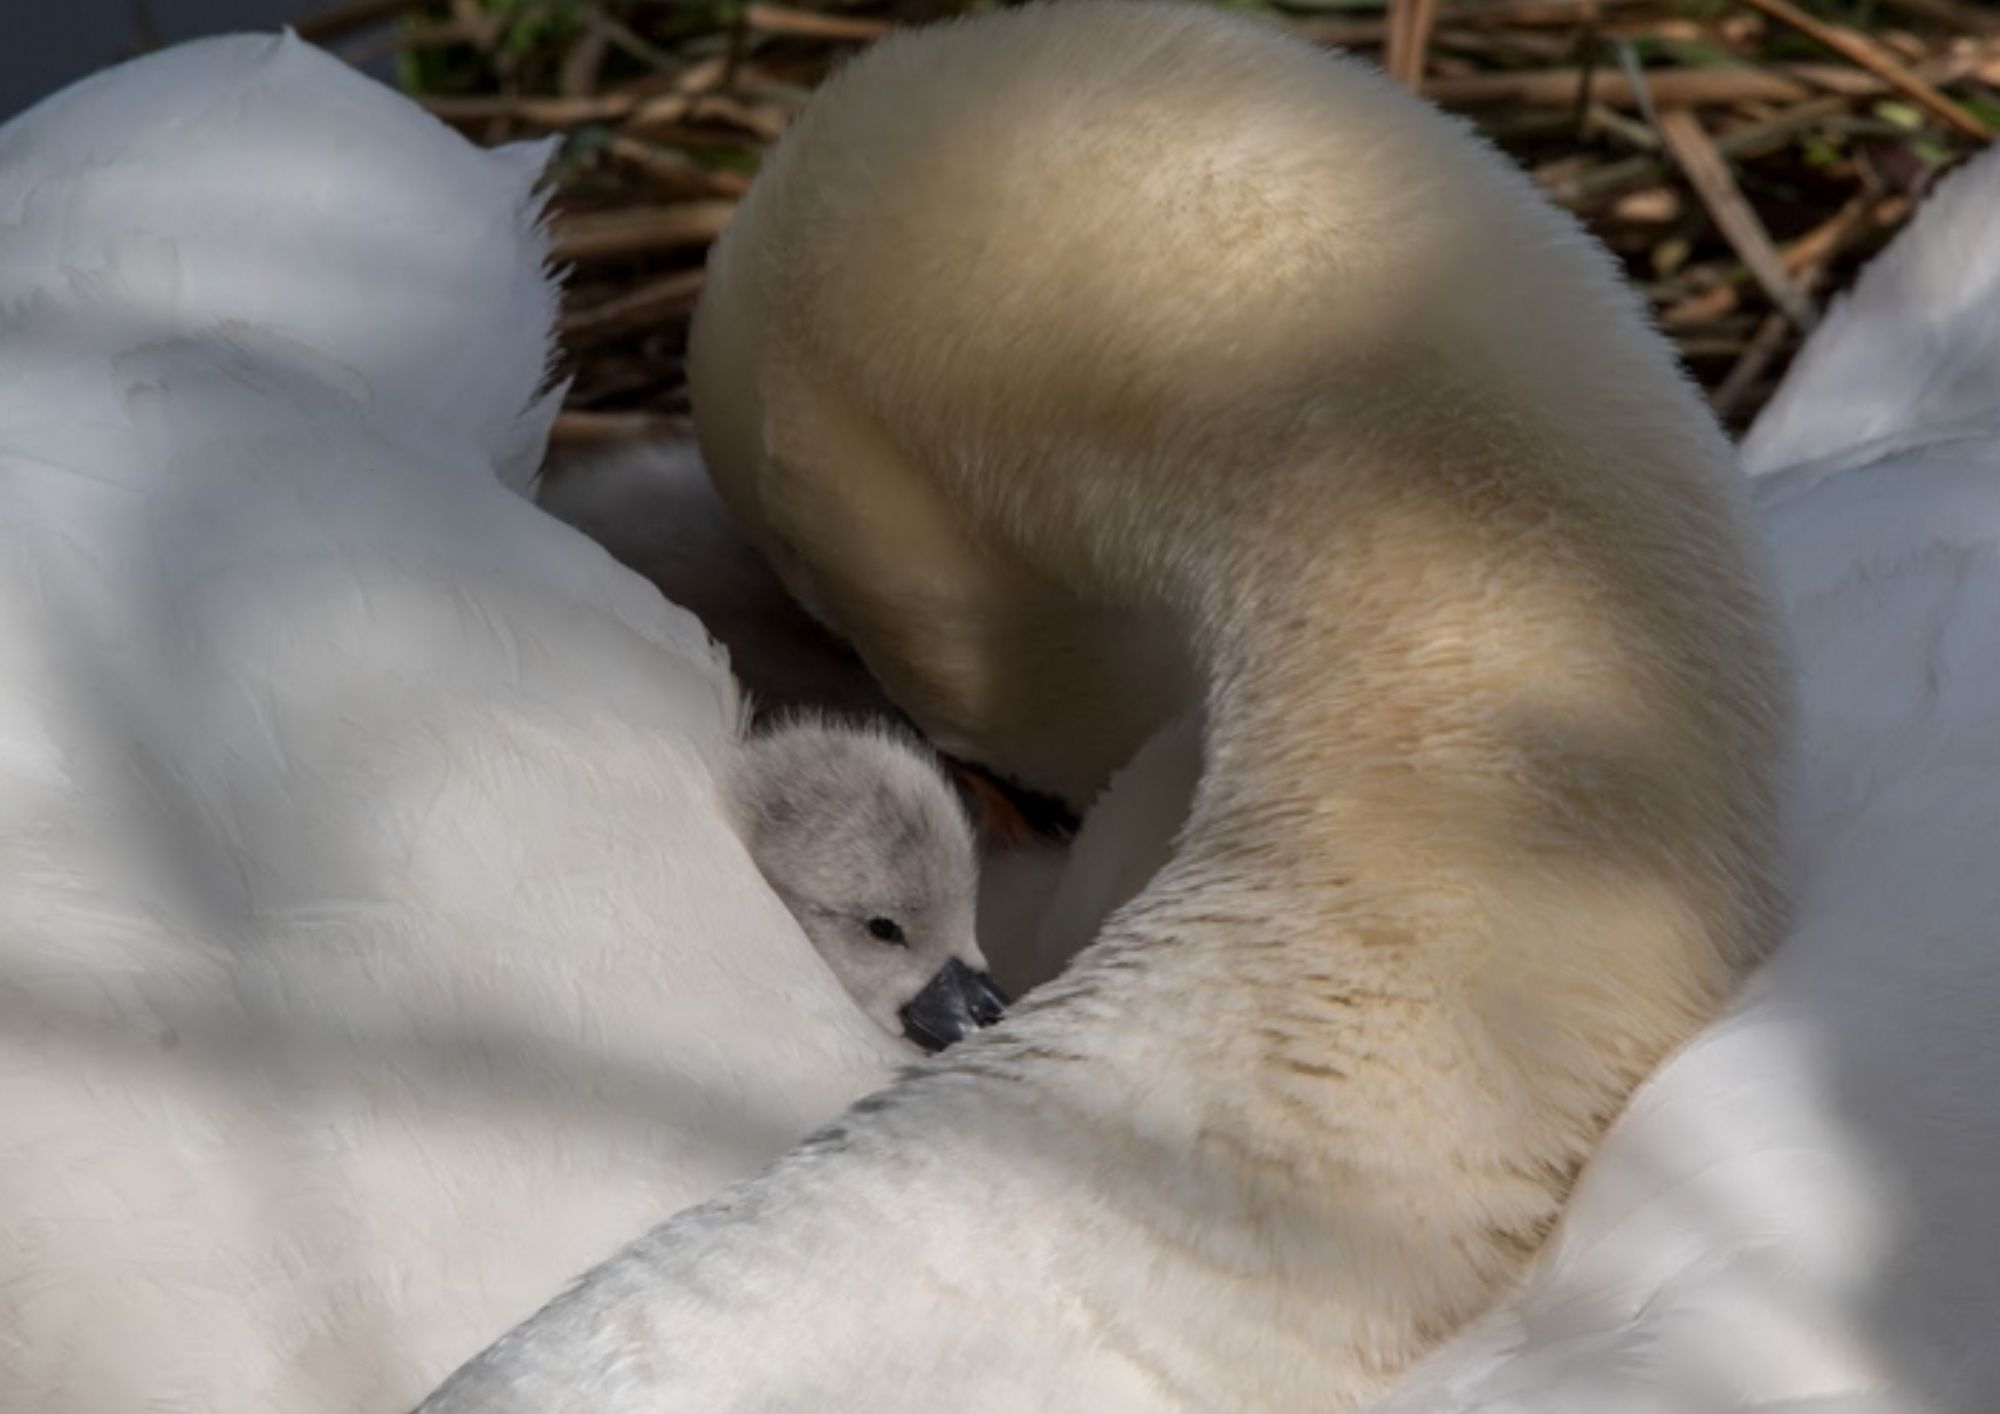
[[865, 916, 907, 946]]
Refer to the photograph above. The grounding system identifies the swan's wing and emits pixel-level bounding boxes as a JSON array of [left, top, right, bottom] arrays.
[[0, 38, 900, 1413], [0, 31, 562, 492], [1740, 142, 2000, 480]]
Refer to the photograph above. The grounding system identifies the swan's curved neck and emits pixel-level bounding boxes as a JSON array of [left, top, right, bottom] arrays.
[[426, 271, 1790, 1414], [904, 374, 1784, 1386]]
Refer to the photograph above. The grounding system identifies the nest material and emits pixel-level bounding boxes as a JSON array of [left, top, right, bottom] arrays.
[[304, 0, 2000, 441]]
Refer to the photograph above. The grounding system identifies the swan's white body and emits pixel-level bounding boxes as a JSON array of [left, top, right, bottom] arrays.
[[0, 35, 902, 1412]]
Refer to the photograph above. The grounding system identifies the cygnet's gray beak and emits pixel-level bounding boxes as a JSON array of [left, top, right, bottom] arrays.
[[900, 958, 1009, 1053]]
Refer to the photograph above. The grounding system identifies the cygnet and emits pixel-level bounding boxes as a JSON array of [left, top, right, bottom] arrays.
[[725, 717, 1007, 1050]]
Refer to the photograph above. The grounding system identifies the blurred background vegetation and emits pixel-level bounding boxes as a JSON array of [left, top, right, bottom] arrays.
[[292, 0, 1998, 437]]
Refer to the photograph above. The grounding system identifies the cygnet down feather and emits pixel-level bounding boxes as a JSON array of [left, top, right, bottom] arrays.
[[725, 717, 1006, 1050]]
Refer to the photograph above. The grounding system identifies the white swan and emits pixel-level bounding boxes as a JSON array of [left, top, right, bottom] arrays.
[[0, 33, 925, 1412], [423, 3, 1788, 1408]]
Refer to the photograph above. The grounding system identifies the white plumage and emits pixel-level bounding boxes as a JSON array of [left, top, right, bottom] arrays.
[[4, 17, 2000, 1414], [0, 33, 900, 1412], [1739, 137, 2000, 480]]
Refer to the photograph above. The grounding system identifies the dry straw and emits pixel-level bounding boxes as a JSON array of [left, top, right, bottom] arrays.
[[301, 0, 1998, 437]]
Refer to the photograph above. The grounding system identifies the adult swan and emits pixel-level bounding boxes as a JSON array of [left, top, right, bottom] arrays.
[[425, 3, 1789, 1408]]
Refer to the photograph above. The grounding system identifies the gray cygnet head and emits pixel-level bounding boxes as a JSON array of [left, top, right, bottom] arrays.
[[726, 718, 1008, 1052]]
